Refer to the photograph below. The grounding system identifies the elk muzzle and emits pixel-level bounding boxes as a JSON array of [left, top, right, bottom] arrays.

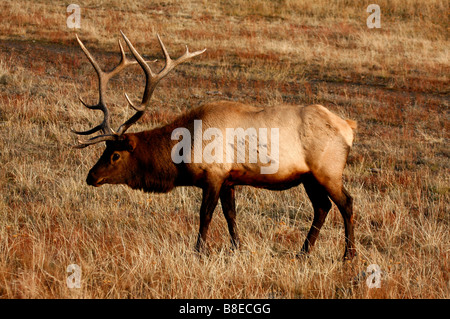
[[86, 171, 104, 187]]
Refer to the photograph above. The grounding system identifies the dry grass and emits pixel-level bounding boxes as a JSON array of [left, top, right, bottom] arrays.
[[0, 0, 448, 298]]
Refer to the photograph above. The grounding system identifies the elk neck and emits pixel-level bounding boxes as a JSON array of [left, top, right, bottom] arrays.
[[126, 126, 180, 193]]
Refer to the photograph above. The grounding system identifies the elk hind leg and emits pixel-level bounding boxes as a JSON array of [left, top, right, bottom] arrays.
[[319, 177, 356, 260], [330, 186, 355, 260], [299, 174, 332, 257]]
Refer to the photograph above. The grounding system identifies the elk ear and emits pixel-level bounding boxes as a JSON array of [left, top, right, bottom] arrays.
[[124, 135, 137, 153]]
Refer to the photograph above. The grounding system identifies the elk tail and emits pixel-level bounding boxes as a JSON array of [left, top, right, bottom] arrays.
[[346, 119, 357, 131]]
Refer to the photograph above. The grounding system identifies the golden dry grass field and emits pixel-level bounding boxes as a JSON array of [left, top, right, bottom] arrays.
[[0, 0, 448, 299]]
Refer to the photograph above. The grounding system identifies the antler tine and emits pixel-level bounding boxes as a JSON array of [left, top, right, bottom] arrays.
[[117, 31, 206, 135], [157, 34, 172, 67], [119, 31, 154, 111], [71, 124, 103, 136], [75, 34, 115, 138], [73, 134, 118, 149], [106, 39, 141, 79], [158, 35, 207, 73]]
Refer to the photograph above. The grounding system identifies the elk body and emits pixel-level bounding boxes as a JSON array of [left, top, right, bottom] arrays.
[[74, 33, 357, 260]]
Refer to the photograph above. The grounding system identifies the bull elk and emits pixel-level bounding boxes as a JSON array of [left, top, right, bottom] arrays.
[[73, 32, 357, 260]]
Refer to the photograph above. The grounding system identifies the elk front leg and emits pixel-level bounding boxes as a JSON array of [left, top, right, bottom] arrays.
[[195, 184, 221, 252], [220, 185, 240, 249]]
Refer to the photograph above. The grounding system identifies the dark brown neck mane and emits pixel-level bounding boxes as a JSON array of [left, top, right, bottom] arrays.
[[126, 126, 180, 193]]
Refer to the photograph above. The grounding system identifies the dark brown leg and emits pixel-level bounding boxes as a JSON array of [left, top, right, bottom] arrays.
[[299, 175, 332, 256], [195, 184, 221, 252], [220, 185, 240, 249], [330, 187, 355, 260], [308, 171, 356, 261]]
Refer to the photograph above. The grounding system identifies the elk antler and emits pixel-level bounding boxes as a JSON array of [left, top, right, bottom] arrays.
[[117, 32, 206, 135], [73, 35, 140, 148], [73, 32, 206, 148]]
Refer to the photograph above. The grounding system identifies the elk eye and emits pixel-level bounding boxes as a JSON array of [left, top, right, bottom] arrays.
[[112, 153, 120, 162]]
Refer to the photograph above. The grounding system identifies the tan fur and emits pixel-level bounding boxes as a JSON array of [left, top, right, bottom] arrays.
[[178, 101, 356, 187]]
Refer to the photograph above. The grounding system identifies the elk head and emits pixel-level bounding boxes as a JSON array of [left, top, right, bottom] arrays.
[[73, 32, 205, 187]]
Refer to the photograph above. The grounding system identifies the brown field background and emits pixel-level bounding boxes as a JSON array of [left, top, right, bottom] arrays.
[[0, 0, 448, 298]]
